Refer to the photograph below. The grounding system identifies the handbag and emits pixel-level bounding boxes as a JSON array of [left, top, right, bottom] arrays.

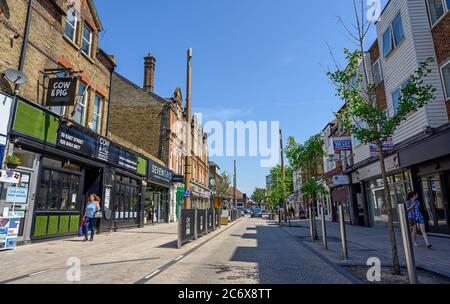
[[78, 217, 85, 236], [95, 210, 103, 219]]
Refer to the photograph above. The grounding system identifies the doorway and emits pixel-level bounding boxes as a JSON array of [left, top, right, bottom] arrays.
[[419, 174, 450, 235]]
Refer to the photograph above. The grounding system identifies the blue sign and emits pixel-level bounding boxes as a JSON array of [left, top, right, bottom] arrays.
[[333, 137, 352, 152], [185, 190, 191, 198], [0, 144, 5, 166]]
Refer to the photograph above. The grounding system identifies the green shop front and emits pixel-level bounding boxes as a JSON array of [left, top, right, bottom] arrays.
[[7, 99, 148, 242]]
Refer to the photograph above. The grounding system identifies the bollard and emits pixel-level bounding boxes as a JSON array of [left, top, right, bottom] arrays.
[[194, 209, 198, 240], [339, 205, 348, 260], [279, 210, 281, 225], [398, 203, 418, 284], [205, 209, 209, 235], [321, 205, 328, 250], [177, 208, 182, 249]]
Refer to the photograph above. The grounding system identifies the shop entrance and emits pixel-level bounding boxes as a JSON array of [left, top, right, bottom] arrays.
[[419, 173, 450, 235], [32, 158, 84, 240]]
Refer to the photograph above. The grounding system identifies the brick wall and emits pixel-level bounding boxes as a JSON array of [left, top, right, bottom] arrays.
[[0, 0, 113, 136], [109, 72, 164, 160], [432, 12, 450, 66]]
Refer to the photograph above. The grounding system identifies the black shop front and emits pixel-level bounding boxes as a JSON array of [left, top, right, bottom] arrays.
[[7, 99, 148, 241]]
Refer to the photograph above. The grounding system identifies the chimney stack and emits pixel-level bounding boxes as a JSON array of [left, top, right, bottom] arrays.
[[144, 53, 156, 93]]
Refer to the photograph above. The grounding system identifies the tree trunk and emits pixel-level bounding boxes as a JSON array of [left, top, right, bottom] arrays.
[[310, 198, 319, 241], [378, 144, 401, 275]]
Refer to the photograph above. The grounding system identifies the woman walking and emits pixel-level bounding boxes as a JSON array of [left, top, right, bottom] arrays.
[[406, 192, 432, 249], [83, 194, 101, 242]]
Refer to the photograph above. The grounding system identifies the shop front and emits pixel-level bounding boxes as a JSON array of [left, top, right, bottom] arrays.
[[400, 125, 450, 235], [350, 153, 411, 227], [144, 159, 173, 224], [3, 99, 148, 242], [191, 182, 211, 210]]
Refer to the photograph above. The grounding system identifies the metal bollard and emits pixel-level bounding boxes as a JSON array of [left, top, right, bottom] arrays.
[[177, 208, 182, 249], [339, 205, 348, 260], [205, 209, 209, 235], [194, 209, 198, 240], [321, 205, 328, 250], [279, 210, 281, 225], [398, 203, 418, 284]]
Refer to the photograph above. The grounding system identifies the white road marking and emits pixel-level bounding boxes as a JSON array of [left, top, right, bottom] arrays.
[[175, 255, 184, 261], [145, 270, 160, 279], [29, 269, 51, 276]]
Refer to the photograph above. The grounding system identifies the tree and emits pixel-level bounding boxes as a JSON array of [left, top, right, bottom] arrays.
[[326, 0, 436, 276], [286, 134, 326, 240], [267, 165, 293, 210], [213, 171, 231, 208], [251, 188, 266, 204]]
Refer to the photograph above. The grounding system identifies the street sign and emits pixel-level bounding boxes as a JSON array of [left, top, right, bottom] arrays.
[[185, 190, 190, 198]]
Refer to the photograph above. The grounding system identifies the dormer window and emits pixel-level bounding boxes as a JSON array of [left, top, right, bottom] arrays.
[[81, 24, 93, 57], [64, 7, 77, 42]]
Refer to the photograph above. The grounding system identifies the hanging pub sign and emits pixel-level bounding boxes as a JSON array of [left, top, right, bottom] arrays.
[[46, 77, 78, 107], [333, 137, 353, 153]]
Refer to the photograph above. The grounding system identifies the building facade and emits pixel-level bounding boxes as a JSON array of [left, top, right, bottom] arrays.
[[0, 0, 153, 243], [340, 0, 450, 235]]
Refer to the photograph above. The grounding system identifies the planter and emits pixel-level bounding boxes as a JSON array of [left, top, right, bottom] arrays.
[[6, 164, 19, 169]]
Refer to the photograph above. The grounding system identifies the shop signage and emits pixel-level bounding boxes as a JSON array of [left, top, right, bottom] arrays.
[[370, 137, 395, 156], [332, 175, 350, 186], [46, 77, 78, 107], [0, 170, 20, 184], [333, 137, 353, 153], [185, 190, 191, 198], [172, 174, 185, 183], [6, 187, 28, 204], [147, 160, 173, 185], [57, 125, 138, 172]]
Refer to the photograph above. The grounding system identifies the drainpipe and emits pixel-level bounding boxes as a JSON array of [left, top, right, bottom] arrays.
[[17, 0, 33, 78], [105, 68, 114, 137], [4, 0, 33, 166]]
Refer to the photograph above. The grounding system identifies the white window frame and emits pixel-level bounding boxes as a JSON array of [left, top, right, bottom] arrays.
[[426, 0, 449, 27], [64, 7, 77, 42], [441, 60, 450, 101], [92, 94, 103, 133], [81, 24, 93, 57], [391, 80, 410, 115], [372, 59, 383, 85], [75, 83, 88, 126], [383, 13, 405, 57]]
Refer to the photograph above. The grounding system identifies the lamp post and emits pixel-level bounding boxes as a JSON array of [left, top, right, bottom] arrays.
[[184, 48, 193, 209]]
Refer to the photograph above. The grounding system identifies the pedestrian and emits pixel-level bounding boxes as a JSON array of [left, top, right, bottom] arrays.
[[406, 191, 432, 249], [83, 194, 101, 242]]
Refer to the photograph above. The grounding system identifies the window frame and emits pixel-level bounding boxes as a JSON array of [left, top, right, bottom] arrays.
[[92, 94, 103, 133], [383, 13, 405, 57], [391, 80, 410, 115], [81, 24, 93, 57], [64, 7, 78, 42], [427, 0, 449, 27], [74, 82, 88, 126], [441, 60, 450, 101], [372, 59, 383, 85]]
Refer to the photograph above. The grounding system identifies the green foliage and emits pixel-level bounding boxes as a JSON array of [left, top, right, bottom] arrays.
[[328, 49, 436, 144], [5, 155, 21, 166], [214, 171, 231, 200], [251, 188, 266, 204], [286, 134, 325, 179], [301, 178, 328, 202], [266, 165, 293, 208]]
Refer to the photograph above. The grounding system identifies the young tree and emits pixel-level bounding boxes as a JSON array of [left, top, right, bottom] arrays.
[[267, 165, 293, 211], [329, 50, 434, 274], [214, 171, 231, 208], [286, 134, 326, 240], [251, 188, 266, 205]]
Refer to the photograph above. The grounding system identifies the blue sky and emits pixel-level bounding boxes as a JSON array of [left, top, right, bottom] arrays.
[[95, 0, 387, 195]]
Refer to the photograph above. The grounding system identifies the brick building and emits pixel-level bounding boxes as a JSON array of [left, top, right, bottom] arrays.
[[0, 0, 150, 244], [110, 52, 211, 221]]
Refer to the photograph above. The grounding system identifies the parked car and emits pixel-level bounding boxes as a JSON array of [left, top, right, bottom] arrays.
[[251, 208, 262, 218]]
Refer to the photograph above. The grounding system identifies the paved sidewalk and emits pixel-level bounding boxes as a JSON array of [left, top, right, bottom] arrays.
[[281, 220, 450, 279]]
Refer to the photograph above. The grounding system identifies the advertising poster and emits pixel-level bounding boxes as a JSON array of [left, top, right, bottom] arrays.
[[0, 217, 20, 251]]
